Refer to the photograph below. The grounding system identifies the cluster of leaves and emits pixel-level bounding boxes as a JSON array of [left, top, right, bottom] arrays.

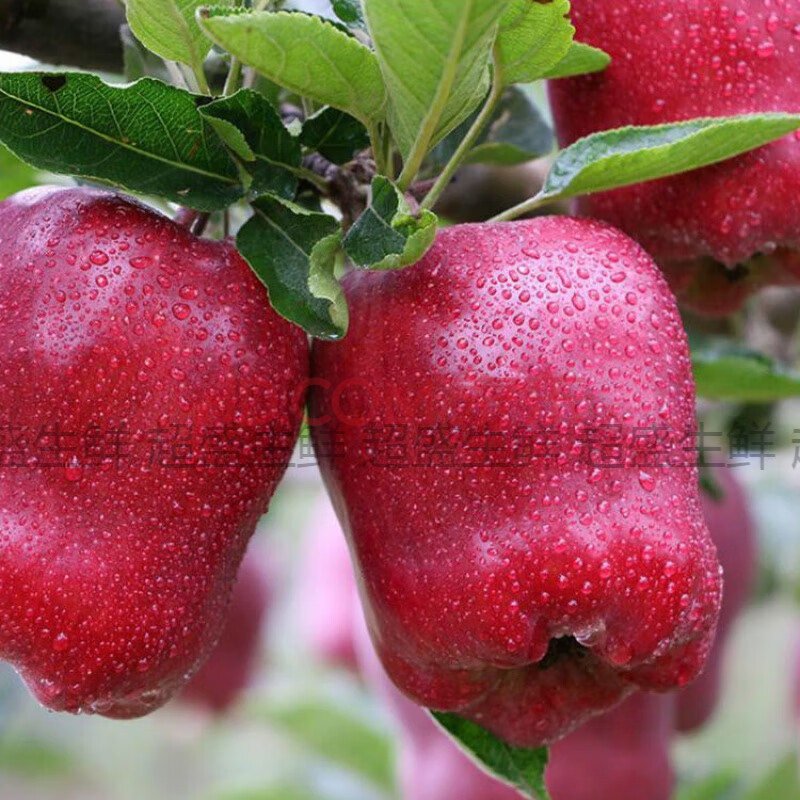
[[0, 0, 798, 345]]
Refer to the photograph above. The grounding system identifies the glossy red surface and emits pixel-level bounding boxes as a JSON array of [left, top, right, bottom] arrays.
[[0, 187, 308, 718]]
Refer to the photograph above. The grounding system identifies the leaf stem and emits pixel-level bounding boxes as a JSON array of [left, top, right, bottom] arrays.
[[192, 61, 212, 95], [396, 8, 473, 191], [370, 123, 390, 177], [421, 78, 503, 211], [488, 191, 553, 223], [222, 57, 242, 96]]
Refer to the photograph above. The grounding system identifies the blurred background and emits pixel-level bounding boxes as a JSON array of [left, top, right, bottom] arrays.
[[1, 7, 800, 797]]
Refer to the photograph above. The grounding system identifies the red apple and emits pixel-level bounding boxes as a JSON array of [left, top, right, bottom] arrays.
[[310, 218, 721, 747], [549, 0, 800, 314], [0, 187, 308, 718]]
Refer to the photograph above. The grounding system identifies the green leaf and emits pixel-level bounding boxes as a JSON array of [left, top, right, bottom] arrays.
[[200, 88, 300, 198], [494, 0, 574, 87], [0, 72, 242, 210], [344, 176, 437, 271], [300, 107, 370, 165], [691, 338, 800, 401], [741, 754, 800, 800], [126, 0, 229, 73], [0, 737, 75, 778], [198, 9, 386, 126], [364, 0, 512, 169], [332, 0, 366, 29], [540, 113, 800, 203], [543, 41, 611, 80], [213, 788, 318, 800], [675, 770, 739, 800], [432, 712, 550, 800], [0, 143, 39, 199], [236, 196, 347, 339], [430, 87, 553, 168], [265, 696, 395, 789]]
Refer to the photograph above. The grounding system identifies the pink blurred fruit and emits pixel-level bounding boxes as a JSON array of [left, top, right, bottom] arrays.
[[677, 469, 757, 732], [181, 546, 272, 713], [547, 692, 675, 800], [297, 492, 359, 670]]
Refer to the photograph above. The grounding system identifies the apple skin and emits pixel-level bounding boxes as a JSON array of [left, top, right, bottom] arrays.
[[310, 218, 722, 747], [0, 187, 308, 718], [180, 545, 272, 713], [677, 469, 757, 732], [297, 492, 360, 671], [548, 0, 800, 314]]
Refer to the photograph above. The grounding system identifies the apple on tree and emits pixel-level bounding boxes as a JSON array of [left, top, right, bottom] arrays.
[[310, 217, 722, 748], [310, 498, 678, 800], [549, 0, 800, 315], [0, 187, 307, 718]]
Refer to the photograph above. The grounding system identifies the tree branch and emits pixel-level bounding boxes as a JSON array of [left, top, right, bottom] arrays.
[[0, 0, 124, 73]]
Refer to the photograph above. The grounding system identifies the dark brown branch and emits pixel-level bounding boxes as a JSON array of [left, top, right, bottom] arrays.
[[0, 0, 125, 72]]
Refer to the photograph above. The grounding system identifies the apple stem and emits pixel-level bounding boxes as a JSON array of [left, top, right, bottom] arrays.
[[192, 213, 211, 237], [174, 208, 200, 230], [174, 209, 211, 237]]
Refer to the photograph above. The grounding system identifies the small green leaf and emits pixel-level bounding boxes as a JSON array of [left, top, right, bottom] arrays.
[[540, 113, 800, 203], [495, 0, 573, 87], [213, 788, 317, 800], [543, 41, 611, 80], [0, 73, 242, 210], [237, 196, 347, 339], [200, 88, 300, 198], [432, 712, 550, 800], [198, 9, 386, 126], [300, 107, 370, 165], [692, 338, 800, 401], [332, 0, 366, 29], [364, 0, 512, 169], [344, 176, 437, 271], [430, 87, 553, 168], [126, 0, 229, 74]]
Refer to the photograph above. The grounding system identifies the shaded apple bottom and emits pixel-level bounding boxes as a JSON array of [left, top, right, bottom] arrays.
[[377, 632, 700, 748], [661, 249, 800, 317]]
